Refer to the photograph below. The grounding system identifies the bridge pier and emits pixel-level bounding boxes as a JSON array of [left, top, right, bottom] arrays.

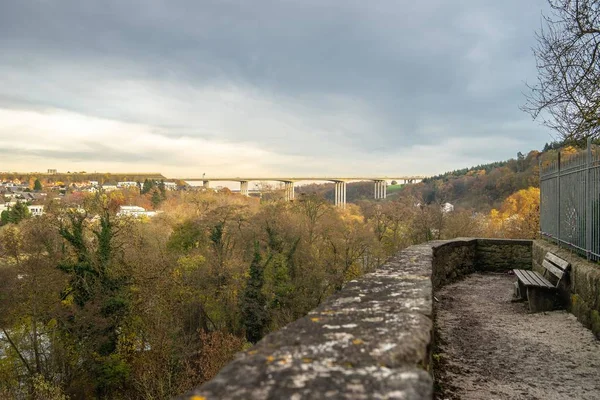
[[240, 181, 249, 196], [334, 181, 346, 208], [284, 182, 295, 201], [374, 180, 387, 200]]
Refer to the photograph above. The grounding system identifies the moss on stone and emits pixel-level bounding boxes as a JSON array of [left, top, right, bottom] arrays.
[[590, 310, 600, 339], [571, 294, 592, 328]]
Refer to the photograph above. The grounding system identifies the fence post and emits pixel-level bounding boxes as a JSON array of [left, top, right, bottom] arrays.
[[557, 151, 561, 247], [586, 137, 592, 260], [539, 157, 543, 239]]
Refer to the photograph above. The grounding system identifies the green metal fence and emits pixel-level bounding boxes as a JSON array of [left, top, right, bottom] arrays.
[[540, 138, 600, 261]]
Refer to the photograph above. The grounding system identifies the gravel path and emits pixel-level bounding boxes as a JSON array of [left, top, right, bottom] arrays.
[[435, 273, 600, 400]]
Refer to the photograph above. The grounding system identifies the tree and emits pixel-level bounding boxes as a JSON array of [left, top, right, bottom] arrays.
[[240, 243, 268, 343], [7, 202, 31, 224], [33, 179, 43, 191], [151, 189, 163, 209], [0, 210, 8, 225], [142, 179, 155, 194], [487, 187, 540, 239], [523, 0, 600, 141]]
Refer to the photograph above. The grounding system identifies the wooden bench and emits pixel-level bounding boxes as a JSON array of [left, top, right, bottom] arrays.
[[513, 252, 571, 312]]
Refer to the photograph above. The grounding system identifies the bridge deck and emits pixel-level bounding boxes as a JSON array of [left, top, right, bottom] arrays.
[[176, 176, 426, 182]]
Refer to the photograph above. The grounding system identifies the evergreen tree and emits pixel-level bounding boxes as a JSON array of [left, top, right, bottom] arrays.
[[33, 179, 43, 191], [0, 209, 9, 225], [240, 243, 268, 343], [141, 179, 154, 194], [8, 202, 31, 224], [159, 179, 166, 200], [151, 190, 162, 209]]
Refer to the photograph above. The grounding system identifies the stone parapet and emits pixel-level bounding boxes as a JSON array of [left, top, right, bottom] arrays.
[[532, 240, 600, 338], [179, 238, 534, 400]]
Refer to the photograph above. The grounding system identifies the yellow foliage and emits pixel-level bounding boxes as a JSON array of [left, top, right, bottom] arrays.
[[61, 293, 74, 306], [487, 187, 540, 239], [344, 263, 362, 281]]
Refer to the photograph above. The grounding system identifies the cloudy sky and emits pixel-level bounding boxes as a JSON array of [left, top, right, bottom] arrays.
[[0, 0, 553, 178]]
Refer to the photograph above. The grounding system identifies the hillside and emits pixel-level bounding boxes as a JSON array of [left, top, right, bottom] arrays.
[[294, 150, 540, 211], [399, 150, 541, 211]]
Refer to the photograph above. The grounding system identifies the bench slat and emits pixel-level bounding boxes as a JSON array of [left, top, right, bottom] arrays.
[[542, 259, 566, 280], [514, 269, 554, 288], [514, 270, 536, 286], [545, 253, 570, 270], [528, 271, 554, 288]]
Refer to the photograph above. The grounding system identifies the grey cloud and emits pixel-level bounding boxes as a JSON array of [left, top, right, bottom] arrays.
[[0, 0, 553, 170]]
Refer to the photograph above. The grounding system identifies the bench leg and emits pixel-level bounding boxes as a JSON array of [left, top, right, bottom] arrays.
[[513, 280, 527, 300], [526, 287, 556, 312]]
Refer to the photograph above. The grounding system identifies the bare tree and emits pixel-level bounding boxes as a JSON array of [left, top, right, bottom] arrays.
[[523, 0, 600, 141]]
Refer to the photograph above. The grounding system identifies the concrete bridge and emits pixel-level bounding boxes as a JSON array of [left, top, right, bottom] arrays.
[[176, 176, 426, 208]]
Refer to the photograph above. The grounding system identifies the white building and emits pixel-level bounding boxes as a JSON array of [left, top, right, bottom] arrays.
[[101, 184, 118, 192], [27, 205, 44, 216], [117, 181, 138, 188], [117, 205, 158, 218], [441, 203, 454, 213]]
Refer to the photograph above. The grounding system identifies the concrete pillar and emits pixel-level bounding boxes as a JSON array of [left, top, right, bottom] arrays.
[[284, 181, 295, 201], [240, 181, 249, 196], [203, 180, 210, 189], [374, 180, 386, 200], [334, 181, 346, 208]]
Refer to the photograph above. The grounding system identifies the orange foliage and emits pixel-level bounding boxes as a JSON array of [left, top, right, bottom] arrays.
[[487, 187, 540, 239]]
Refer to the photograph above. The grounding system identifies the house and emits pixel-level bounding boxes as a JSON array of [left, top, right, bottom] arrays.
[[101, 184, 118, 192], [117, 205, 158, 218], [118, 181, 138, 188], [27, 205, 44, 217], [163, 182, 178, 190], [442, 203, 454, 213]]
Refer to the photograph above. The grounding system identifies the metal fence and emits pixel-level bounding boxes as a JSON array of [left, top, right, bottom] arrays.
[[540, 138, 600, 261]]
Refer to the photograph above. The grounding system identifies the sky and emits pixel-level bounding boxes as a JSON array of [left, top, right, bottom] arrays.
[[0, 0, 554, 178]]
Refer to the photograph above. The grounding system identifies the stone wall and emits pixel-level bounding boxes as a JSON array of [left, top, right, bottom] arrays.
[[178, 239, 534, 400], [430, 238, 531, 289], [476, 239, 532, 272], [532, 240, 600, 338], [431, 239, 476, 289]]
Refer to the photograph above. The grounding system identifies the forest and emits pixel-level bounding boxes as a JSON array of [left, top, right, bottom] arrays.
[[0, 147, 553, 399]]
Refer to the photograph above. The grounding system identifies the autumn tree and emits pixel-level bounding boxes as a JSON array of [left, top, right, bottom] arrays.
[[487, 187, 540, 239], [0, 219, 69, 399], [523, 0, 600, 141], [56, 200, 133, 396]]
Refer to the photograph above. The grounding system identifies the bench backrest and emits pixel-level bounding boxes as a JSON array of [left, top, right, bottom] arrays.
[[542, 252, 571, 285]]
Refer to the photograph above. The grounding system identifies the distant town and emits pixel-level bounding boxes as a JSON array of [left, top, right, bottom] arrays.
[[0, 169, 190, 221]]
